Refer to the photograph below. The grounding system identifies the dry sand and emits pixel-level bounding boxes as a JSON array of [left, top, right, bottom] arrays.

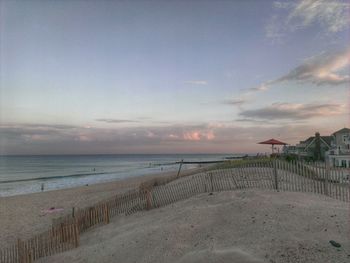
[[39, 190, 349, 263], [0, 167, 205, 248]]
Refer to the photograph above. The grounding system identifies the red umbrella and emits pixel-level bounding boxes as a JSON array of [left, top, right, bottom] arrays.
[[258, 138, 287, 153]]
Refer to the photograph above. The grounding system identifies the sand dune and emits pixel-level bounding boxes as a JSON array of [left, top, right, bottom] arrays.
[[38, 190, 349, 263]]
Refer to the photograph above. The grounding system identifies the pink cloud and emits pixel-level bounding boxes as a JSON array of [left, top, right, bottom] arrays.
[[146, 131, 155, 138], [206, 131, 215, 140], [183, 131, 201, 141], [183, 130, 215, 141], [167, 134, 179, 139]]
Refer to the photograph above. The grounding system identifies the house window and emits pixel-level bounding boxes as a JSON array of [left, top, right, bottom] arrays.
[[337, 160, 341, 166], [341, 160, 346, 167], [343, 134, 350, 144]]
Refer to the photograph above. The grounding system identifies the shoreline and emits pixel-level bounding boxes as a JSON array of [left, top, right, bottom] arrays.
[[0, 166, 209, 248], [0, 154, 232, 197], [0, 164, 208, 198]]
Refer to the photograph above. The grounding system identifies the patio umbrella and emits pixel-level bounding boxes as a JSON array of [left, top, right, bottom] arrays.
[[258, 138, 287, 153]]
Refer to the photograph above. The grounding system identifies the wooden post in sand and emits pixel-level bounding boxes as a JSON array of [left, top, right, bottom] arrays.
[[104, 203, 110, 224], [145, 189, 152, 210], [17, 239, 23, 263], [273, 159, 279, 191], [25, 248, 33, 263], [73, 222, 80, 248], [60, 223, 65, 243], [176, 159, 184, 177], [325, 162, 329, 196]]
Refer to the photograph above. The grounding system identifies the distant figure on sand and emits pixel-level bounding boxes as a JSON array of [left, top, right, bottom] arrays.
[[41, 183, 44, 192]]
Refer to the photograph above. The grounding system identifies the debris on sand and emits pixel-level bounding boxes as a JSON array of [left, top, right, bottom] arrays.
[[329, 240, 341, 248]]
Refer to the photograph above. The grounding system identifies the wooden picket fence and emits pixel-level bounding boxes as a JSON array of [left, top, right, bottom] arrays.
[[0, 223, 79, 263], [1, 159, 349, 262]]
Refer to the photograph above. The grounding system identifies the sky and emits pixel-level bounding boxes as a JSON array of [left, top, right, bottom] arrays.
[[0, 0, 349, 155]]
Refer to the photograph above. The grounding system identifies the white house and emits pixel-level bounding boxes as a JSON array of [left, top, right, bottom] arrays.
[[326, 128, 350, 168]]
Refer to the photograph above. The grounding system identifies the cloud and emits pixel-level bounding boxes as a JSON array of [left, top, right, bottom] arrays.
[[222, 98, 247, 106], [239, 102, 344, 120], [184, 80, 208, 85], [288, 0, 350, 33], [266, 0, 350, 41], [248, 83, 270, 92], [0, 121, 344, 154], [12, 123, 78, 130], [250, 48, 350, 91], [0, 123, 77, 144], [235, 118, 275, 124], [0, 123, 218, 154], [265, 14, 285, 43], [183, 131, 215, 141], [95, 118, 139, 123], [275, 48, 350, 85], [273, 1, 294, 9]]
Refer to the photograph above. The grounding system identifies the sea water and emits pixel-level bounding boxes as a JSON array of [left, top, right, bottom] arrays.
[[0, 154, 235, 197]]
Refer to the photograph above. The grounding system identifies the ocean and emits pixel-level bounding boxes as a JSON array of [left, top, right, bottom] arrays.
[[0, 154, 236, 197]]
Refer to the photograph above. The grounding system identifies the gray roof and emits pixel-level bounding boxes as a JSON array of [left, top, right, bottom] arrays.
[[332, 128, 350, 135], [321, 136, 332, 146], [300, 136, 332, 148], [300, 137, 314, 145]]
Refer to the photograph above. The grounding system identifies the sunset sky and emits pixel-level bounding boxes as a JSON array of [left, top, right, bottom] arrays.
[[0, 0, 349, 155]]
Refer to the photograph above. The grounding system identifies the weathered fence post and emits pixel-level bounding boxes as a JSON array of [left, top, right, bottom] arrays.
[[325, 162, 329, 196], [60, 223, 65, 243], [104, 203, 110, 224], [145, 189, 152, 210], [17, 238, 23, 263], [204, 173, 207, 192], [73, 221, 80, 248], [273, 159, 279, 191], [26, 249, 33, 263], [210, 172, 214, 192]]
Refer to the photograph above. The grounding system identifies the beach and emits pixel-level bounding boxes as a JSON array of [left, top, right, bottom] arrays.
[[1, 164, 349, 263], [0, 167, 206, 248], [37, 189, 350, 263]]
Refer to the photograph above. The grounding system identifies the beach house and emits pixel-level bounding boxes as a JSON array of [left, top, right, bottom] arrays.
[[326, 128, 350, 168], [292, 132, 332, 161]]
